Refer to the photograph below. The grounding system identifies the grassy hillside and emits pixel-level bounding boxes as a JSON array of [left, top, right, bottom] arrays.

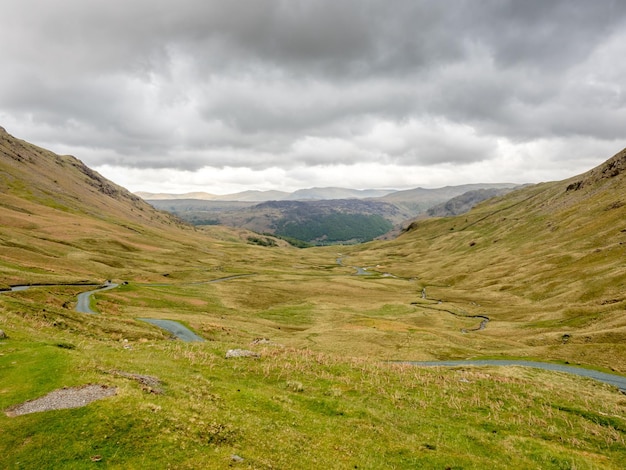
[[1, 128, 625, 468], [344, 148, 626, 371], [0, 127, 296, 286]]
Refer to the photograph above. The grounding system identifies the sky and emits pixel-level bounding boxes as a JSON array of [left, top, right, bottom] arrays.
[[1, 0, 626, 195]]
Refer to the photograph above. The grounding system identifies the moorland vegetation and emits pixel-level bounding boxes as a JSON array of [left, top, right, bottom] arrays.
[[1, 127, 624, 469]]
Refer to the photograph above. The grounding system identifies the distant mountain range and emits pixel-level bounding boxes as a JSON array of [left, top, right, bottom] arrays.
[[136, 187, 399, 202], [136, 185, 514, 203], [142, 183, 520, 245]]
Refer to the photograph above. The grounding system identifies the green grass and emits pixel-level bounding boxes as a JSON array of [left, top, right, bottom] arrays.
[[1, 336, 624, 469]]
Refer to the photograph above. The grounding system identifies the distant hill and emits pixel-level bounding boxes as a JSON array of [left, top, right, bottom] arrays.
[[146, 183, 520, 244], [137, 187, 395, 201], [241, 199, 398, 244], [378, 183, 519, 214], [426, 187, 519, 217], [137, 184, 515, 204], [288, 187, 396, 200], [136, 189, 291, 201]]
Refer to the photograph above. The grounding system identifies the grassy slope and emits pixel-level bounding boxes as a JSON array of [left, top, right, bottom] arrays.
[[1, 129, 625, 468], [345, 148, 626, 371]]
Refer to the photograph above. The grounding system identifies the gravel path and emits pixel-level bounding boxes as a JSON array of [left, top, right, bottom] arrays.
[[5, 385, 116, 417]]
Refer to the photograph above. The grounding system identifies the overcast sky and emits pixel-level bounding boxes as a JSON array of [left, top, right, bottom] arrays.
[[2, 0, 625, 194]]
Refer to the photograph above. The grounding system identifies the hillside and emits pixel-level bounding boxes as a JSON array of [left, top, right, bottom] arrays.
[[378, 183, 518, 214], [346, 147, 626, 371], [1, 129, 625, 468], [0, 127, 282, 286], [0, 127, 174, 227], [426, 187, 519, 217]]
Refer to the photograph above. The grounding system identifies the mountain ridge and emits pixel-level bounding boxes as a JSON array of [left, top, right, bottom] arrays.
[[145, 182, 522, 244], [0, 126, 179, 229], [136, 184, 517, 202]]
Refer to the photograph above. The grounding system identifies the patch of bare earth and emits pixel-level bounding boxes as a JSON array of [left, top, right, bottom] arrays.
[[5, 385, 116, 417]]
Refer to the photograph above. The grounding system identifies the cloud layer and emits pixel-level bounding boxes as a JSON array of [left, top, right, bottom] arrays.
[[1, 0, 625, 192]]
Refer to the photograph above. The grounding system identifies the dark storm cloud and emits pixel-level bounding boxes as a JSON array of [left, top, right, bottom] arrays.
[[1, 0, 625, 174]]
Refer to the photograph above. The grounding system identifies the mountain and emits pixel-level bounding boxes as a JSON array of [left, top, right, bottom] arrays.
[[0, 127, 175, 228], [234, 199, 398, 244], [147, 197, 405, 244], [378, 183, 519, 214], [426, 187, 519, 217], [138, 184, 515, 204], [288, 187, 396, 200], [137, 187, 395, 201]]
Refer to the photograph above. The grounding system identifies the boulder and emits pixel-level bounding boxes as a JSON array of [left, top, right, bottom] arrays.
[[225, 349, 260, 359]]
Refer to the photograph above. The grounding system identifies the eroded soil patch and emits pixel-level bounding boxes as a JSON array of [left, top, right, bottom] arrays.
[[5, 384, 116, 417]]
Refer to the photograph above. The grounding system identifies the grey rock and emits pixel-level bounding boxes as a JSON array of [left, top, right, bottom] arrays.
[[225, 349, 260, 359]]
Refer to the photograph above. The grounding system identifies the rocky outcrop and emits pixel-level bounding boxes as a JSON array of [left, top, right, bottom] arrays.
[[566, 148, 626, 191]]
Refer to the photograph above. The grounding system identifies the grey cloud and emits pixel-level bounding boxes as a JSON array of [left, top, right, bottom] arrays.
[[1, 0, 625, 175]]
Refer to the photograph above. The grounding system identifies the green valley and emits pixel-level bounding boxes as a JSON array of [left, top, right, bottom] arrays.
[[1, 127, 625, 469]]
